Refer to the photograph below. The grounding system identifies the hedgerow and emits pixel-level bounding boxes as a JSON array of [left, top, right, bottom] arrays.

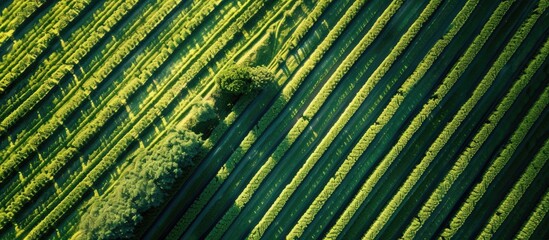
[[77, 128, 202, 240], [0, 0, 140, 136], [402, 2, 547, 237], [440, 36, 549, 239], [175, 0, 362, 233], [478, 127, 548, 239], [24, 2, 264, 238], [215, 65, 274, 94], [515, 189, 549, 239], [367, 1, 542, 237], [325, 0, 480, 236], [0, 0, 92, 95]]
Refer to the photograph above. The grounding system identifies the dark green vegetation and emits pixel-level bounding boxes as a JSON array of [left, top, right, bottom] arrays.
[[78, 128, 202, 239], [216, 65, 274, 95], [0, 0, 547, 239]]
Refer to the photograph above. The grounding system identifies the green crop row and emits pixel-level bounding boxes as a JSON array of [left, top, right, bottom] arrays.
[[327, 0, 478, 234], [405, 5, 539, 237], [16, 0, 224, 233], [0, 0, 139, 135], [284, 0, 466, 238], [22, 3, 264, 239], [55, 0, 229, 195], [47, 0, 212, 163], [251, 0, 442, 238], [0, 0, 47, 46], [113, 1, 296, 199], [477, 90, 549, 239], [208, 0, 407, 238], [322, 2, 510, 235], [173, 0, 358, 232], [327, 1, 484, 238], [146, 2, 312, 239], [0, 0, 182, 184], [0, 0, 175, 161], [0, 1, 35, 30], [0, 0, 190, 229], [515, 188, 549, 239], [297, 2, 458, 238], [142, 0, 296, 154], [0, 0, 91, 95], [267, 0, 335, 69], [0, 0, 84, 76], [70, 0, 216, 140], [205, 116, 309, 239], [188, 1, 358, 236], [440, 36, 549, 239], [325, 0, 480, 236], [366, 1, 541, 238], [45, 0, 252, 224], [0, 0, 185, 205]]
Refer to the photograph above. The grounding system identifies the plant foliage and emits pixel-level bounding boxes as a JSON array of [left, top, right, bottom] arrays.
[[78, 128, 202, 239], [215, 65, 274, 94]]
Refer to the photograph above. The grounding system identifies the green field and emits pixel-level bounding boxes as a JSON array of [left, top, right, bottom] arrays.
[[0, 0, 548, 239]]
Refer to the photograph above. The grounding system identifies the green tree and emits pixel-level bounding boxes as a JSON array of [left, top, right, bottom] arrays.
[[249, 65, 274, 89], [215, 64, 274, 94], [78, 128, 202, 239]]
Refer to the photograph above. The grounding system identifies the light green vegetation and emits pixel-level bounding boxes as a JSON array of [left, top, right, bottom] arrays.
[[0, 0, 547, 239]]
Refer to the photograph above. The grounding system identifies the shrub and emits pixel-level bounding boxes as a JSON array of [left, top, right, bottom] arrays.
[[77, 128, 202, 239], [250, 66, 274, 89], [215, 65, 274, 94]]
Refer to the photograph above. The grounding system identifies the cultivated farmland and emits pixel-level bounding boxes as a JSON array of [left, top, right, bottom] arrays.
[[0, 0, 547, 239]]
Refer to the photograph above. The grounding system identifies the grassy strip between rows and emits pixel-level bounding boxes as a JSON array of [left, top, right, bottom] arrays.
[[515, 187, 549, 239], [296, 0, 510, 237], [0, 0, 194, 229], [440, 35, 549, 239], [365, 1, 543, 238], [133, 0, 295, 158], [0, 0, 162, 154], [18, 0, 232, 233], [0, 0, 153, 208], [287, 0, 511, 238], [1, 0, 204, 215], [266, 0, 333, 70], [324, 0, 479, 237], [0, 0, 47, 47], [249, 0, 443, 238], [0, 0, 139, 136], [207, 0, 410, 238], [195, 0, 317, 153], [476, 93, 549, 239], [197, 0, 319, 153], [0, 0, 171, 160], [0, 0, 181, 183], [22, 2, 264, 239], [170, 0, 357, 233], [59, 0, 286, 235], [0, 0, 90, 95], [88, 0, 294, 228], [15, 0, 218, 233], [143, 1, 308, 238]]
